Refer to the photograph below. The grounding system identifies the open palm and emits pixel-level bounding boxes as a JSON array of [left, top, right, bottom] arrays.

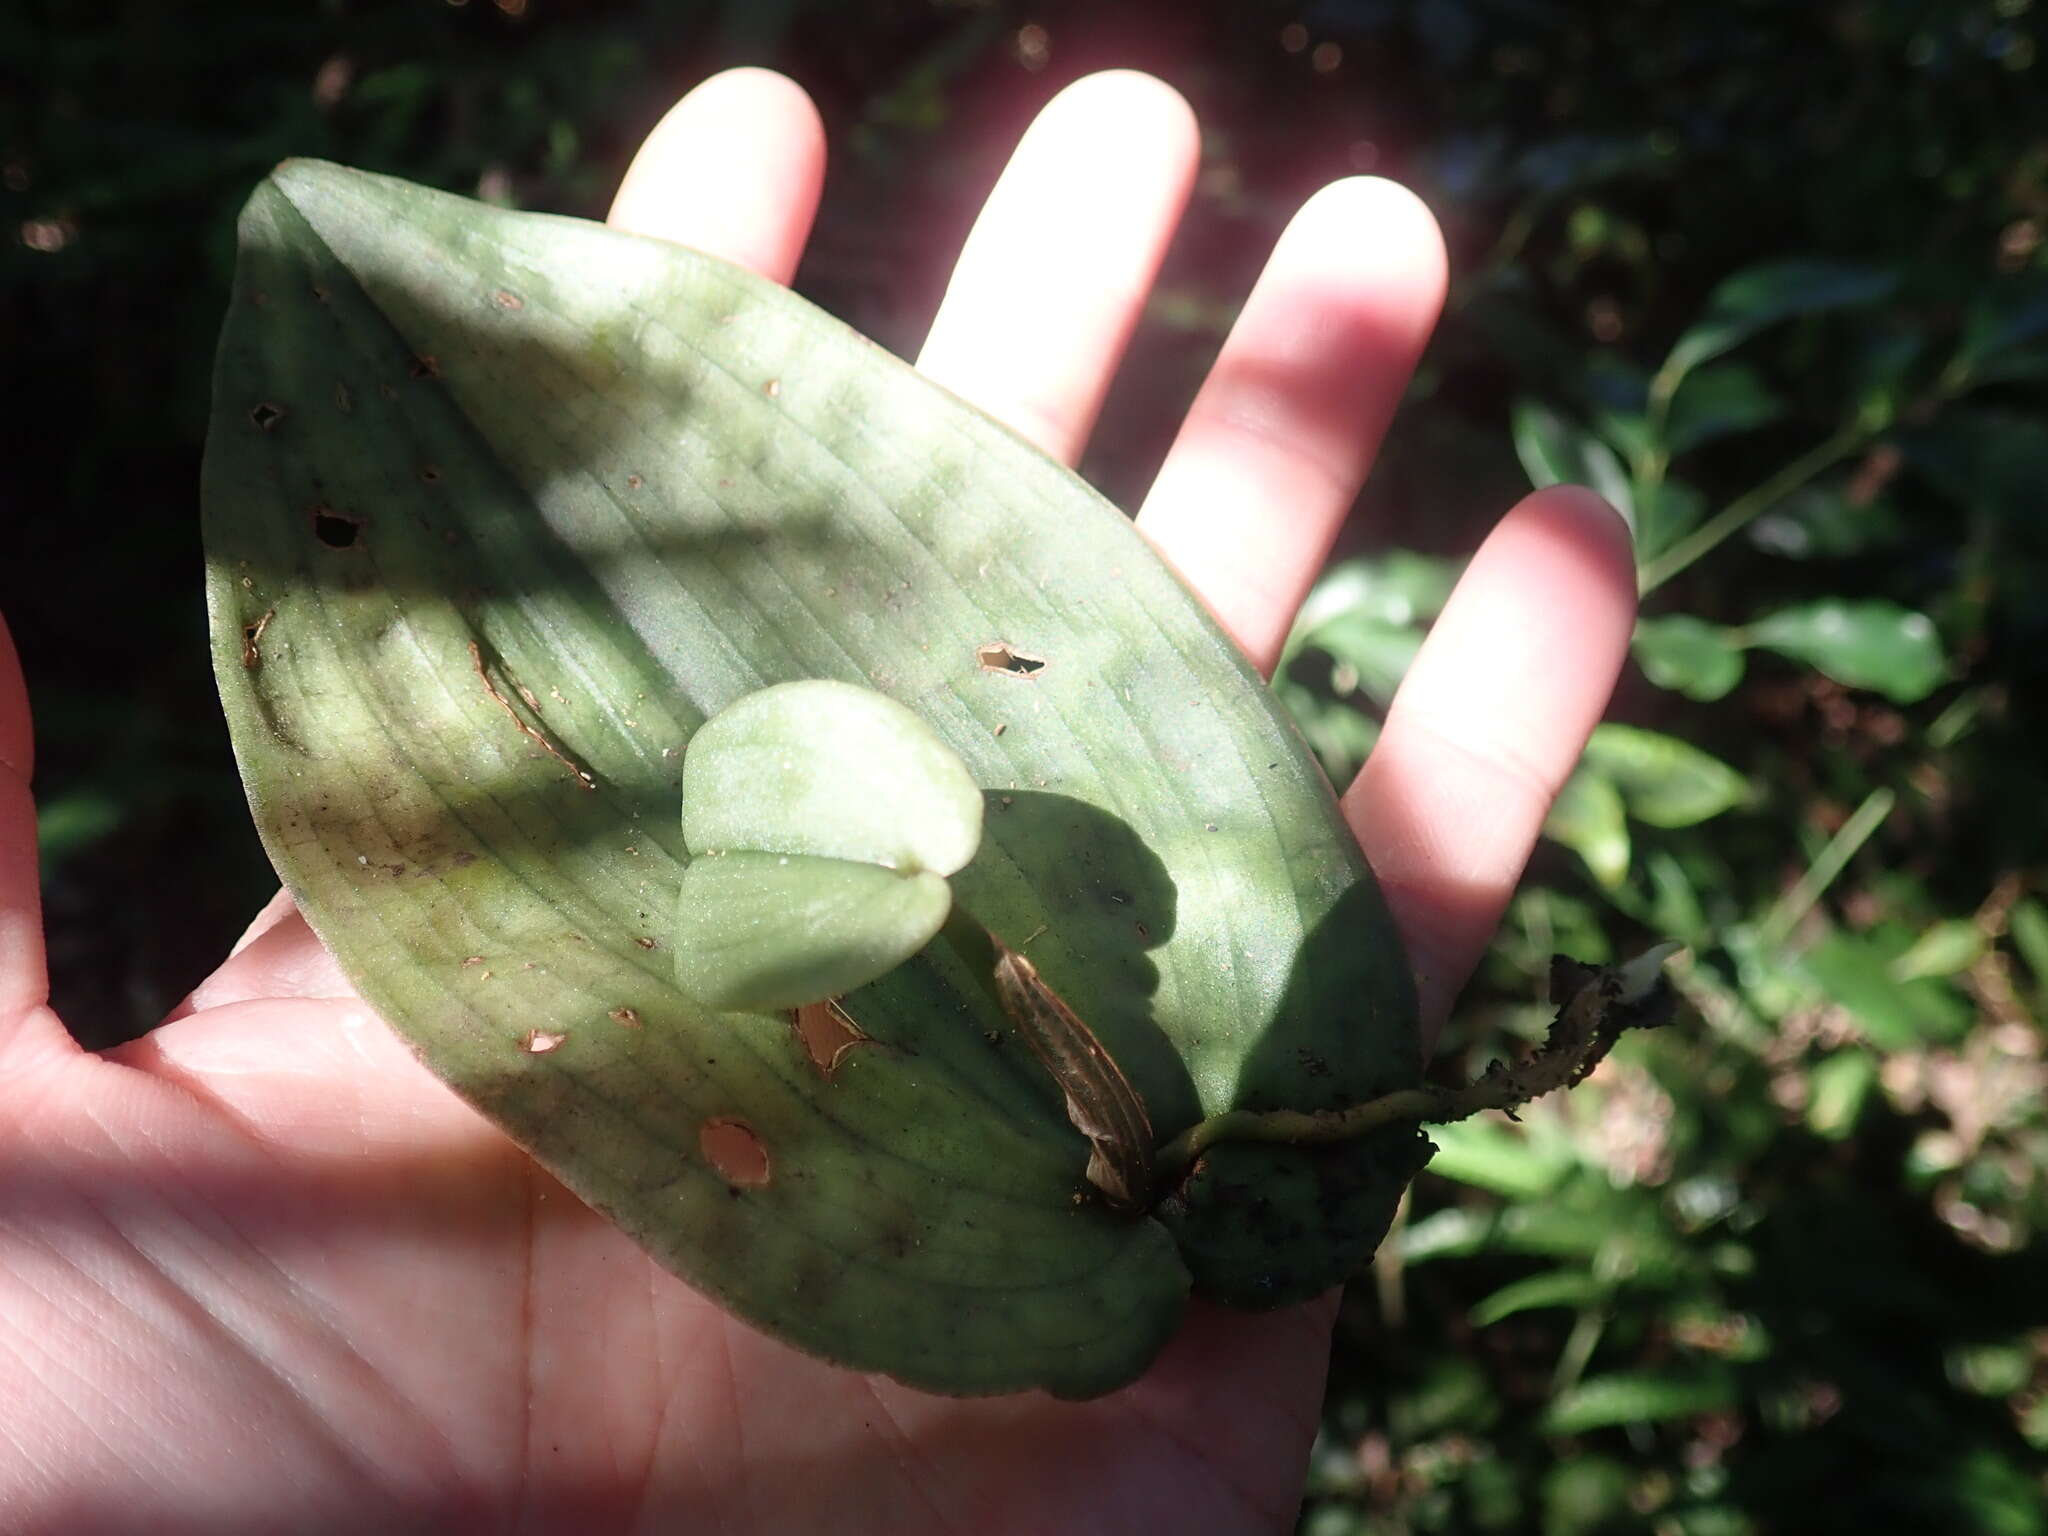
[[0, 70, 1635, 1534]]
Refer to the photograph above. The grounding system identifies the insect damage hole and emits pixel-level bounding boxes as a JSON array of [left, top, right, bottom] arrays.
[[249, 401, 286, 431], [700, 1118, 772, 1188], [977, 641, 1046, 678], [310, 506, 363, 549]]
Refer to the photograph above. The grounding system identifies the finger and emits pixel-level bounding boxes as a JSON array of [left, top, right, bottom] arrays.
[[916, 70, 1198, 463], [165, 884, 354, 1023], [0, 613, 71, 1066], [608, 67, 826, 283], [170, 906, 355, 1020], [1136, 177, 1446, 674], [225, 884, 300, 958], [1345, 487, 1637, 1034]]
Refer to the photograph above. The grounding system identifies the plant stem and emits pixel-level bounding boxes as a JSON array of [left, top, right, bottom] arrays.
[[1636, 423, 1866, 595], [1152, 947, 1681, 1180], [1756, 786, 1896, 951], [1154, 1088, 1452, 1177]]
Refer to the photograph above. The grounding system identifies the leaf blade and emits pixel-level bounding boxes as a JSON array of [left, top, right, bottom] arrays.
[[204, 161, 1418, 1395]]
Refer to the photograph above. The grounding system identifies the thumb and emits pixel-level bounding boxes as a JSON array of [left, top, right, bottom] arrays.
[[0, 612, 73, 1068]]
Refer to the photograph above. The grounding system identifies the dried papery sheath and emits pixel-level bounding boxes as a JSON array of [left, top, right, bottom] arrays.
[[992, 939, 1155, 1213]]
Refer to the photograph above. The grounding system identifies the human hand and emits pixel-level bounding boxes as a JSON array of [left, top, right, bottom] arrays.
[[0, 68, 1634, 1534]]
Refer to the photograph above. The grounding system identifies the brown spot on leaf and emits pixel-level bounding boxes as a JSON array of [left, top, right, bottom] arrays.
[[492, 288, 524, 310], [762, 378, 781, 398], [977, 641, 1046, 678], [419, 464, 442, 483], [609, 1006, 641, 1027], [635, 936, 659, 950], [521, 1029, 566, 1054], [791, 998, 872, 1080], [240, 608, 275, 670], [700, 1118, 771, 1187], [625, 473, 644, 490], [407, 354, 441, 380]]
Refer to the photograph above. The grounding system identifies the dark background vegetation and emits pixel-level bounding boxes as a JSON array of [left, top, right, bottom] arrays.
[[5, 0, 2046, 1530]]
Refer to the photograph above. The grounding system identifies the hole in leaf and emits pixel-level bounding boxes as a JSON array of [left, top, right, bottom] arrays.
[[407, 354, 441, 380], [249, 402, 285, 431], [310, 507, 363, 549], [520, 1029, 566, 1054], [700, 1118, 771, 1187], [791, 998, 872, 1080], [977, 641, 1046, 677], [419, 464, 442, 483]]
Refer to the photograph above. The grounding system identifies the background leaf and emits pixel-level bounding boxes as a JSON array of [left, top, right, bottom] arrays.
[[1511, 398, 1635, 521], [1469, 1267, 1605, 1326], [1663, 361, 1788, 454], [1663, 261, 1897, 376], [1580, 724, 1751, 828], [1541, 1369, 1739, 1434], [1633, 614, 1747, 701], [1544, 767, 1632, 888], [1745, 599, 1946, 702]]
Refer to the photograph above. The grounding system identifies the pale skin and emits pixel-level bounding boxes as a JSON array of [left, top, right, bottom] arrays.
[[0, 69, 1636, 1535]]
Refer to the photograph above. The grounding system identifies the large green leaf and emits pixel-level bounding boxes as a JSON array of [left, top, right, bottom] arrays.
[[201, 163, 1422, 1397]]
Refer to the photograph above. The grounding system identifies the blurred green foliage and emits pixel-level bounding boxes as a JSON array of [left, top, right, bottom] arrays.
[[5, 0, 2046, 1529]]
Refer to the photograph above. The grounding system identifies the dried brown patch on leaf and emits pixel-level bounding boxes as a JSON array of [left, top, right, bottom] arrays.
[[790, 998, 872, 1081], [468, 641, 596, 791], [240, 608, 276, 670], [991, 939, 1153, 1213], [700, 1118, 772, 1187]]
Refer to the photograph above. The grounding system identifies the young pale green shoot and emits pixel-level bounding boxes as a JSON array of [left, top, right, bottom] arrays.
[[672, 680, 984, 1011]]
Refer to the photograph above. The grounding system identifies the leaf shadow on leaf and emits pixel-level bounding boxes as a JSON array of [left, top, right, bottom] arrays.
[[213, 221, 895, 666], [1154, 874, 1430, 1308]]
